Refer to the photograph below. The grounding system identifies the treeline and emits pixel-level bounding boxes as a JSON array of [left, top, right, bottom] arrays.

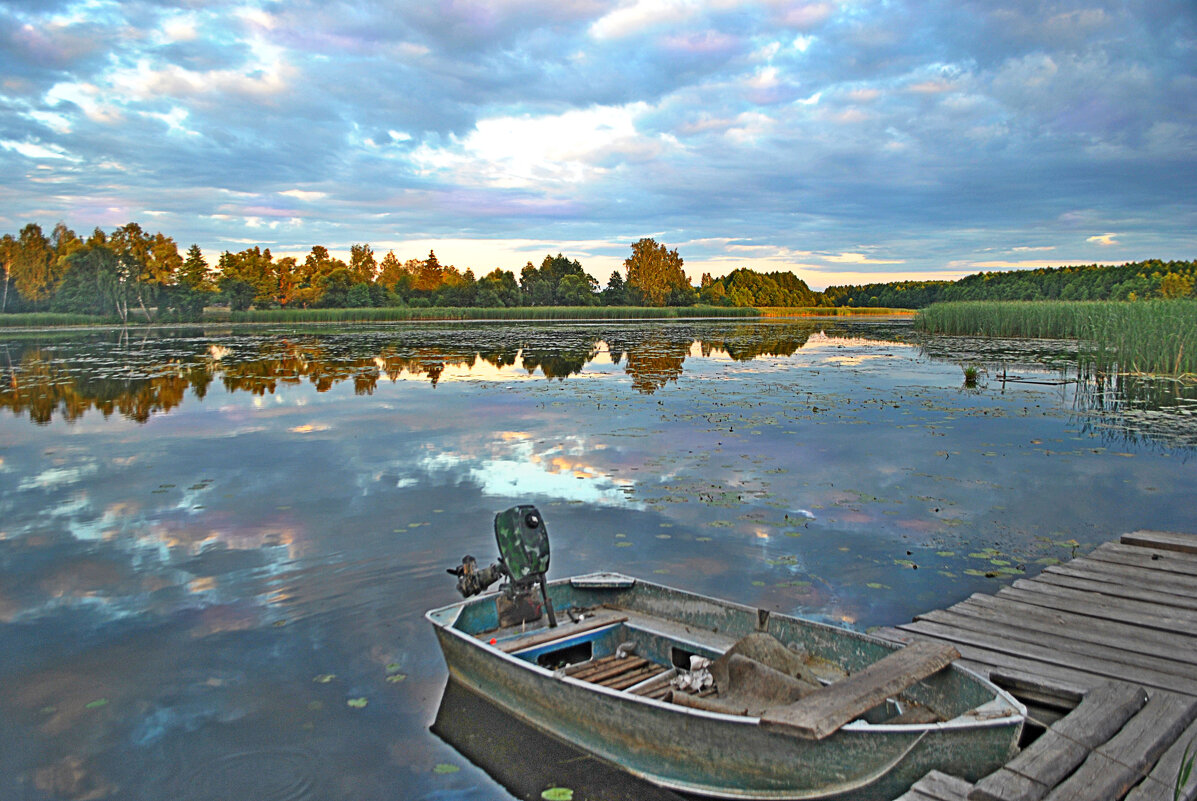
[[0, 222, 702, 321], [2, 220, 1193, 321], [824, 260, 1197, 308]]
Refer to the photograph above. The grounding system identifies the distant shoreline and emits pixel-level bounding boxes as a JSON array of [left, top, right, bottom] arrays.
[[0, 305, 914, 330]]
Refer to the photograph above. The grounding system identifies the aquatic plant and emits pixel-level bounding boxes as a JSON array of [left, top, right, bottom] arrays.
[[917, 300, 1197, 376], [963, 366, 979, 387]]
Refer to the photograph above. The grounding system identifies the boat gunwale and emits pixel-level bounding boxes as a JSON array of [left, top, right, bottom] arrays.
[[425, 574, 1026, 735]]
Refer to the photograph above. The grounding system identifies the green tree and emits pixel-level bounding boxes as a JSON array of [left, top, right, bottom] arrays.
[[601, 271, 627, 305], [624, 238, 689, 307], [52, 243, 126, 317]]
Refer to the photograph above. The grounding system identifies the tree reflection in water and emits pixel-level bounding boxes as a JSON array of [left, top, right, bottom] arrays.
[[2, 322, 1194, 451]]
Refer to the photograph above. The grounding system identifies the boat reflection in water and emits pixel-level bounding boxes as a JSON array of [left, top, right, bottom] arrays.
[[432, 678, 688, 801]]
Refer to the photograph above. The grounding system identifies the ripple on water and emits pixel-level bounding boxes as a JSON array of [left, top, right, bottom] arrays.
[[183, 748, 320, 801]]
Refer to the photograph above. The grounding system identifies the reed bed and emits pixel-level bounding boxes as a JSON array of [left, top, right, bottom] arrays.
[[917, 300, 1197, 376], [757, 306, 916, 318], [227, 305, 758, 323]]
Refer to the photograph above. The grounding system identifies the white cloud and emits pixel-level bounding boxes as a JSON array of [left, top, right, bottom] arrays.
[[589, 0, 698, 40]]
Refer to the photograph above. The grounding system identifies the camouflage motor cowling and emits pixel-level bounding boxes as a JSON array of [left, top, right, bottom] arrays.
[[493, 505, 550, 585]]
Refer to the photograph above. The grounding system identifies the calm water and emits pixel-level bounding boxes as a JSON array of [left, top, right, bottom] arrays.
[[1, 319, 1194, 801]]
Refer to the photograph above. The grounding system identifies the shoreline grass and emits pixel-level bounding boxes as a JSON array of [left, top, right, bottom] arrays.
[[917, 300, 1197, 376], [226, 305, 758, 323], [756, 306, 916, 317]]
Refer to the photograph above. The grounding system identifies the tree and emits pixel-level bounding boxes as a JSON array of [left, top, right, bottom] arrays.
[[623, 238, 690, 307], [52, 244, 125, 317], [601, 271, 627, 306], [414, 250, 445, 292], [349, 243, 377, 284], [0, 234, 14, 312], [10, 223, 58, 306]]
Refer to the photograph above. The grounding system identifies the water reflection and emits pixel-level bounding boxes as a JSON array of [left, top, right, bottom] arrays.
[[431, 679, 686, 801], [3, 322, 1193, 451], [2, 319, 1196, 801]]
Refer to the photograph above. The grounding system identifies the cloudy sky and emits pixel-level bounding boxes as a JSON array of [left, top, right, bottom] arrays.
[[2, 0, 1194, 288]]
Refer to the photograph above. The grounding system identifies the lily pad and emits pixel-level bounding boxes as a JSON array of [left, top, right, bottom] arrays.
[[313, 674, 335, 683], [542, 789, 574, 801], [386, 673, 407, 683], [433, 763, 460, 775], [347, 697, 368, 708], [85, 698, 109, 709]]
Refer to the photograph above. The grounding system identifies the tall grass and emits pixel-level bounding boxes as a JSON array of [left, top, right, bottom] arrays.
[[917, 300, 1197, 376], [757, 306, 916, 318], [226, 305, 759, 323], [0, 312, 110, 328]]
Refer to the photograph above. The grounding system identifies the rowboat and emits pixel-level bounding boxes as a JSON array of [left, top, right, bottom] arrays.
[[427, 562, 1025, 800]]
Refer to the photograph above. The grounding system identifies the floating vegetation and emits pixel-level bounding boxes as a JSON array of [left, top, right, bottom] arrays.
[[346, 697, 368, 708]]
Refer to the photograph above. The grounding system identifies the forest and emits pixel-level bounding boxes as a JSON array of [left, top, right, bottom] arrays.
[[1, 220, 1193, 321]]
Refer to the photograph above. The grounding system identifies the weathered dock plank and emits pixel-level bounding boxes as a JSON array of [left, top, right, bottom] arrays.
[[1086, 542, 1197, 578], [876, 627, 1105, 694], [1031, 570, 1197, 612], [1042, 692, 1197, 801], [952, 595, 1197, 665], [895, 618, 1197, 696], [995, 584, 1197, 635], [1122, 530, 1197, 555], [968, 682, 1147, 801], [891, 530, 1197, 801], [1123, 717, 1197, 801], [909, 609, 1197, 684], [1042, 559, 1197, 602]]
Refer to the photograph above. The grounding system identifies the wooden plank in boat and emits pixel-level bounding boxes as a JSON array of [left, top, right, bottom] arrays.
[[579, 656, 648, 684], [498, 612, 628, 653], [969, 681, 1146, 801], [1044, 692, 1197, 801], [605, 665, 667, 691], [1121, 530, 1197, 555], [760, 641, 959, 740]]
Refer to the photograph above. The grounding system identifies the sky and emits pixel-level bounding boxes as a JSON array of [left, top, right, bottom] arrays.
[[1, 0, 1194, 290]]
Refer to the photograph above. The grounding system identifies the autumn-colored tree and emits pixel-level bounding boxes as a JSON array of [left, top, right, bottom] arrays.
[[623, 238, 689, 306], [349, 243, 377, 284], [414, 250, 445, 292], [376, 251, 405, 289], [10, 223, 58, 305]]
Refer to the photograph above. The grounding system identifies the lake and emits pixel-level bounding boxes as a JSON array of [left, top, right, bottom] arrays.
[[1, 318, 1194, 800]]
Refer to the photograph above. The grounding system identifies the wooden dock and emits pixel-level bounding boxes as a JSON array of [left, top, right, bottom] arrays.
[[880, 530, 1197, 801]]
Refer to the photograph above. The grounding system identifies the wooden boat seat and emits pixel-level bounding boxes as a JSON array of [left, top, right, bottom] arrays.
[[496, 610, 628, 653], [760, 641, 960, 740], [564, 653, 671, 691]]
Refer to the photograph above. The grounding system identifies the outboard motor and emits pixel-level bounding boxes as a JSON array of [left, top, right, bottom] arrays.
[[447, 505, 557, 628]]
